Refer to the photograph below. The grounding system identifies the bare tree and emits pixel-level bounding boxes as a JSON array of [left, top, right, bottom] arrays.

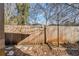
[[29, 3, 58, 49], [29, 3, 79, 48]]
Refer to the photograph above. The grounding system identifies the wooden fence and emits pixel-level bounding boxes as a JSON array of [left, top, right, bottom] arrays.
[[5, 25, 79, 48]]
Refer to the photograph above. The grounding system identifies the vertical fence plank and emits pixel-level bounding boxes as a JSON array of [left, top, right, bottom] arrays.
[[0, 3, 5, 56]]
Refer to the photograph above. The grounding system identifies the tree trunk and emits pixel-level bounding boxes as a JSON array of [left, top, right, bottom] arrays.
[[44, 25, 47, 44]]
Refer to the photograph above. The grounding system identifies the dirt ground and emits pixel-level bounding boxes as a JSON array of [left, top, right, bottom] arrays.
[[5, 45, 79, 56]]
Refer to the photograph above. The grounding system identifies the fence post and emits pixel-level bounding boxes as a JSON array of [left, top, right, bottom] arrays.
[[0, 3, 4, 55]]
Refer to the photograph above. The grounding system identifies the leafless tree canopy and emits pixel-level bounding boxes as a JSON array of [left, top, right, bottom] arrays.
[[29, 3, 79, 26], [4, 3, 79, 26]]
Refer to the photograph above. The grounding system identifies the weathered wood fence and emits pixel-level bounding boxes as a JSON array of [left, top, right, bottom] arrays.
[[0, 4, 4, 49], [5, 25, 79, 48]]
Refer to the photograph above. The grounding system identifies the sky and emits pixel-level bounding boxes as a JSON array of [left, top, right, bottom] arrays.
[[5, 3, 79, 25]]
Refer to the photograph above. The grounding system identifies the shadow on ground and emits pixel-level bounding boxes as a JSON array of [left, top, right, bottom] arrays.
[[61, 41, 79, 56], [13, 47, 31, 56], [5, 46, 31, 56], [5, 33, 30, 45]]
